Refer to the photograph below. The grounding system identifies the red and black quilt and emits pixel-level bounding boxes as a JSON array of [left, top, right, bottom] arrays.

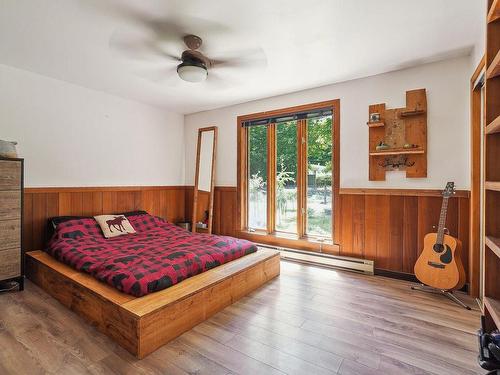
[[46, 213, 257, 297]]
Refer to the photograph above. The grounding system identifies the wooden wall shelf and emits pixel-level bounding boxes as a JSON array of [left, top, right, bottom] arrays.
[[486, 114, 500, 134], [488, 0, 500, 23], [369, 148, 424, 156], [486, 236, 500, 259], [368, 89, 427, 180], [367, 121, 385, 128], [484, 297, 500, 328], [486, 49, 500, 79], [400, 110, 426, 117], [485, 181, 500, 191]]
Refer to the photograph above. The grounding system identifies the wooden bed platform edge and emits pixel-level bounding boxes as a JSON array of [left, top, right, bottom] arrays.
[[25, 248, 281, 358]]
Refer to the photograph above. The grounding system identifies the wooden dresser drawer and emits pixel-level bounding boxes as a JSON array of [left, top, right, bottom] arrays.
[[0, 219, 21, 251], [0, 191, 21, 220], [0, 248, 21, 279], [0, 160, 21, 190]]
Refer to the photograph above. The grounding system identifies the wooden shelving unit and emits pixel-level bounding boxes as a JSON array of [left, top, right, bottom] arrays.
[[485, 236, 500, 259], [482, 0, 500, 334], [367, 89, 427, 180], [488, 0, 500, 23], [486, 49, 500, 79], [485, 181, 500, 191], [484, 297, 500, 328], [486, 114, 500, 134]]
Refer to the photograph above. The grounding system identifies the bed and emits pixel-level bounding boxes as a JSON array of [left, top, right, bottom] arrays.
[[26, 211, 280, 358]]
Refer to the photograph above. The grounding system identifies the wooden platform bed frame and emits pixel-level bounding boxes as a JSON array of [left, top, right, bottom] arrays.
[[26, 248, 280, 359]]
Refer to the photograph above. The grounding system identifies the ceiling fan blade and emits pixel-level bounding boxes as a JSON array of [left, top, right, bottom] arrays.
[[110, 31, 181, 63], [210, 48, 267, 70], [204, 71, 233, 90], [133, 65, 179, 84], [90, 1, 229, 46]]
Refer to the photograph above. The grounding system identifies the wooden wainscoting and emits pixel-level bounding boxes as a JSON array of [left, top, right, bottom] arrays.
[[185, 186, 238, 237], [26, 186, 472, 287], [337, 188, 470, 280], [24, 186, 186, 251], [193, 186, 472, 285]]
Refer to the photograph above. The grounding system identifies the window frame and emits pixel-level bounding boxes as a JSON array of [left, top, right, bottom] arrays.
[[237, 99, 340, 252]]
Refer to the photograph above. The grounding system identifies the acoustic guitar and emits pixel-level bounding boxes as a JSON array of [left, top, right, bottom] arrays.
[[414, 182, 466, 291]]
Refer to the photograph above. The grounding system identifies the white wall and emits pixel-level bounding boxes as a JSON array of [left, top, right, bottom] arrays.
[[185, 56, 470, 190], [0, 64, 185, 187], [470, 0, 487, 74]]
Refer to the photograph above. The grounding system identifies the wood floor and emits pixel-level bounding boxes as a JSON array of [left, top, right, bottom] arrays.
[[0, 260, 483, 375]]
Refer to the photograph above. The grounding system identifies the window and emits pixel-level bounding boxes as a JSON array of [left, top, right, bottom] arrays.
[[276, 121, 297, 233], [247, 125, 268, 229], [238, 100, 339, 244], [306, 115, 332, 236]]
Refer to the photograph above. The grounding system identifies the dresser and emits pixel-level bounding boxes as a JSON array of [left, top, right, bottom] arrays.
[[0, 157, 23, 290]]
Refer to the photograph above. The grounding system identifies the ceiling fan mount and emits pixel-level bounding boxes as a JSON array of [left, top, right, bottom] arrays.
[[183, 34, 203, 51]]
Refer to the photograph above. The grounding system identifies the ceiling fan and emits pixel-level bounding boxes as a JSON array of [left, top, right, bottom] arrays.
[[108, 12, 267, 86], [176, 34, 228, 83]]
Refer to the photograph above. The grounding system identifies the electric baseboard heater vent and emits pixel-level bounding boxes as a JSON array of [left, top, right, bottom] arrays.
[[258, 244, 374, 275]]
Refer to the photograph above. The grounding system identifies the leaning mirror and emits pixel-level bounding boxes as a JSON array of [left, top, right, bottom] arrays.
[[192, 126, 217, 233]]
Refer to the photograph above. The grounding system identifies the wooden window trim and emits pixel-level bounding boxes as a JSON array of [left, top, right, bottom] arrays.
[[267, 123, 276, 233], [469, 54, 486, 298], [237, 99, 340, 252], [297, 119, 307, 238]]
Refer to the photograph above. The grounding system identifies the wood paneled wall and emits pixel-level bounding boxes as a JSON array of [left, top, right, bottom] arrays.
[[24, 186, 186, 250], [25, 185, 471, 282], [185, 187, 238, 237], [337, 191, 470, 277], [187, 187, 471, 280]]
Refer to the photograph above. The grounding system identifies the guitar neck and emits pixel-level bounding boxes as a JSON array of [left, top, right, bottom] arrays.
[[436, 196, 449, 245]]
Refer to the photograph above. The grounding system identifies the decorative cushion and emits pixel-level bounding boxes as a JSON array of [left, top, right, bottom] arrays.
[[47, 211, 148, 241], [94, 214, 136, 238]]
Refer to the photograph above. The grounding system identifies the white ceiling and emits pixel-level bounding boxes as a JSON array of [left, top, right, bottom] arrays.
[[0, 0, 483, 114]]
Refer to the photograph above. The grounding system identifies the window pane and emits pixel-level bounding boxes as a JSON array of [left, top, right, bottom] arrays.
[[306, 115, 332, 237], [248, 125, 267, 229], [276, 121, 297, 233]]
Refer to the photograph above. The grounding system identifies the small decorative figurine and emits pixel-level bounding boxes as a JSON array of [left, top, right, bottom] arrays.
[[403, 143, 418, 149], [370, 113, 381, 122], [376, 141, 390, 150]]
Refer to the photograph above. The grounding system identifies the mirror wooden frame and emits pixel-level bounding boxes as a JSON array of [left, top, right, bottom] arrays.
[[192, 126, 218, 234]]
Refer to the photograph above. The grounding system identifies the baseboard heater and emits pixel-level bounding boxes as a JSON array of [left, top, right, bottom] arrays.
[[257, 244, 374, 275]]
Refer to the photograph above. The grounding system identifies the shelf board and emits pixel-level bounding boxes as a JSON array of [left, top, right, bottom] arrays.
[[366, 121, 385, 128], [486, 236, 500, 260], [486, 49, 500, 80], [484, 297, 500, 329], [485, 181, 500, 192], [486, 115, 500, 134], [488, 0, 500, 23], [370, 148, 424, 156], [400, 110, 426, 117]]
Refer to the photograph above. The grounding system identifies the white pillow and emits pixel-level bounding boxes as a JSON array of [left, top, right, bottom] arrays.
[[94, 215, 136, 238]]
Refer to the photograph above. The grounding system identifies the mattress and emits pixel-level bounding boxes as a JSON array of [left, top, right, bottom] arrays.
[[45, 213, 257, 297]]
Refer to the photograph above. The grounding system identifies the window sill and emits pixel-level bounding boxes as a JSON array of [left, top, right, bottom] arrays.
[[238, 230, 340, 254]]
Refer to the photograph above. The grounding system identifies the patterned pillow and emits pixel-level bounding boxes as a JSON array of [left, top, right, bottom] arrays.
[[94, 215, 136, 238]]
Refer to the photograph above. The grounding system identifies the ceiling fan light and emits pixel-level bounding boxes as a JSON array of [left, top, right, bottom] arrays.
[[177, 61, 208, 83]]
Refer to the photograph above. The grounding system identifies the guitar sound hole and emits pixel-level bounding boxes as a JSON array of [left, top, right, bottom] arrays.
[[433, 243, 444, 253], [440, 246, 453, 264]]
